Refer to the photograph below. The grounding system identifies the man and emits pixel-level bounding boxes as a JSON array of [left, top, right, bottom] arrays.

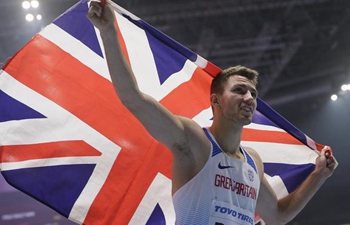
[[87, 1, 336, 224]]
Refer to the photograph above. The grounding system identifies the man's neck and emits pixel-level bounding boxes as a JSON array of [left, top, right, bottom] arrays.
[[209, 121, 243, 159]]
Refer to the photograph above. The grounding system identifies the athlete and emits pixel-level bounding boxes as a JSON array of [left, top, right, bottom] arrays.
[[87, 1, 336, 224]]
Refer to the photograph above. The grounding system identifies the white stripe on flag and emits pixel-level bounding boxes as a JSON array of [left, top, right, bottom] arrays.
[[111, 2, 140, 21], [129, 173, 175, 225], [194, 54, 208, 69], [39, 23, 110, 81], [1, 156, 99, 171], [192, 107, 213, 127], [264, 174, 289, 199], [305, 135, 317, 150], [116, 12, 198, 101], [0, 71, 121, 224], [191, 107, 293, 133], [241, 141, 318, 165], [245, 122, 289, 132]]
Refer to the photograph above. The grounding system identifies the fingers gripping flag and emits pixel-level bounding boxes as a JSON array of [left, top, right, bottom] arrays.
[[0, 0, 328, 224]]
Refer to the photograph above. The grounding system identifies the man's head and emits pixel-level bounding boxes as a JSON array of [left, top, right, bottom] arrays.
[[211, 65, 258, 95], [210, 66, 259, 125]]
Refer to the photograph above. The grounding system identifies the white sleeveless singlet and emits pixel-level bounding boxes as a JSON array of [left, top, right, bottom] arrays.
[[172, 128, 260, 225]]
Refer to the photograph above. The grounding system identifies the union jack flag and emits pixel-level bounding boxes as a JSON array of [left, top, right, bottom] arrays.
[[0, 0, 327, 224]]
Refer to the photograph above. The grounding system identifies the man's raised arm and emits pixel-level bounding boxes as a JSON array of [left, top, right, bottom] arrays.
[[86, 1, 194, 152]]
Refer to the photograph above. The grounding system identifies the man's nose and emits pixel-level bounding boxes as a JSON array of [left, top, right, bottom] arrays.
[[244, 91, 254, 102]]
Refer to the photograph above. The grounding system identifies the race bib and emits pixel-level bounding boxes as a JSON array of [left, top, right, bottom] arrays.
[[209, 200, 254, 225]]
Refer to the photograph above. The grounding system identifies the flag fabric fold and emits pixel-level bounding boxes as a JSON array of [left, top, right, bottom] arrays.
[[0, 0, 327, 224]]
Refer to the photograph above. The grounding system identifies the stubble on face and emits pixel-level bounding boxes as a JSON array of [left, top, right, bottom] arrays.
[[219, 75, 257, 126]]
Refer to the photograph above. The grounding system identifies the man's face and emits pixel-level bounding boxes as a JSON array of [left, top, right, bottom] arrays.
[[215, 75, 258, 125]]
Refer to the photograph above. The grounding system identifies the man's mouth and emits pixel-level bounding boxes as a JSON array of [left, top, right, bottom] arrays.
[[241, 106, 253, 113]]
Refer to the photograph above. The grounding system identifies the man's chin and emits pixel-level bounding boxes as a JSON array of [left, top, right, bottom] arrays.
[[242, 116, 253, 126]]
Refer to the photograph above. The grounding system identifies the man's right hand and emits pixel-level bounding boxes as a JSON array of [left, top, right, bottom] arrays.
[[86, 1, 116, 33]]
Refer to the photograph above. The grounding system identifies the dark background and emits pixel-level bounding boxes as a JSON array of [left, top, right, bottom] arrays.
[[0, 0, 349, 224]]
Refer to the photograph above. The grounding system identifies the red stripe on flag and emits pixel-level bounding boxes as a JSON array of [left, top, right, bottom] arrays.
[[242, 128, 303, 145], [1, 141, 101, 163], [204, 61, 221, 78], [4, 35, 150, 150], [3, 34, 174, 224], [160, 67, 212, 118], [84, 142, 172, 224], [315, 142, 326, 152], [3, 34, 162, 220], [116, 143, 172, 223]]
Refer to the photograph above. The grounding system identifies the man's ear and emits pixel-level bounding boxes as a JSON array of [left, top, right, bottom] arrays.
[[210, 93, 220, 107]]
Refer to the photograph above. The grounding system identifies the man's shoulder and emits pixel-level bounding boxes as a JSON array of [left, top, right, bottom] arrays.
[[171, 117, 212, 193], [243, 146, 264, 179], [243, 146, 259, 158], [177, 116, 209, 142]]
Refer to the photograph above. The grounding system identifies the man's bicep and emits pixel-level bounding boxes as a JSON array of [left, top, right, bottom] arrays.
[[128, 93, 191, 152]]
